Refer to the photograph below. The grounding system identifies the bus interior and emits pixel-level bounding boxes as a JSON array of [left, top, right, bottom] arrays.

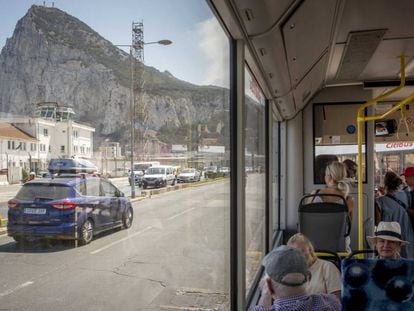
[[4, 1, 414, 310], [210, 0, 414, 308]]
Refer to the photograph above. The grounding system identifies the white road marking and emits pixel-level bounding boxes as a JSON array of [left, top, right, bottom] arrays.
[[90, 226, 152, 255], [167, 208, 195, 220], [0, 281, 34, 298]]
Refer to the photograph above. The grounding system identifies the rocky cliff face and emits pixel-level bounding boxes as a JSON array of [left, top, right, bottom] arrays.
[[0, 5, 228, 145]]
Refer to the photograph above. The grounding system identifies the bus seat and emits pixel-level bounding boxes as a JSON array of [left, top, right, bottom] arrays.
[[298, 193, 351, 253], [342, 258, 414, 310], [346, 249, 377, 259], [315, 250, 342, 270]]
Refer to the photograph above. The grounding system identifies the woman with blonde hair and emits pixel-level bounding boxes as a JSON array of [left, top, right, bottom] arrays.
[[287, 233, 341, 300], [310, 161, 354, 220]]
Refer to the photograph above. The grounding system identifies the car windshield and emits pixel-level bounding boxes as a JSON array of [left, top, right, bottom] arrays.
[[182, 169, 195, 173], [15, 184, 72, 200], [147, 167, 165, 174], [134, 164, 150, 171]]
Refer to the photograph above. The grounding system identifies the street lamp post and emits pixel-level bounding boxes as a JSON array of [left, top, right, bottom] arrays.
[[115, 38, 171, 198], [28, 152, 32, 172], [129, 46, 136, 198]]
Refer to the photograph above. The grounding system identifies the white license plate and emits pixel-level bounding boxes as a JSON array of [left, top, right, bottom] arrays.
[[24, 208, 46, 215]]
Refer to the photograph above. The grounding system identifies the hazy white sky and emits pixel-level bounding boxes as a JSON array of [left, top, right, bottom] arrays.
[[0, 0, 229, 87]]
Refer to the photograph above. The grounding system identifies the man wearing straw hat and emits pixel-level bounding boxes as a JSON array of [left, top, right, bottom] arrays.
[[367, 221, 409, 259]]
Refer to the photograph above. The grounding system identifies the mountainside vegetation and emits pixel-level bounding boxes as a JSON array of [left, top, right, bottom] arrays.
[[0, 5, 238, 149]]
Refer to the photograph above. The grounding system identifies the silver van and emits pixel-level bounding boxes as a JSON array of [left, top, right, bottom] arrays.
[[142, 165, 176, 189]]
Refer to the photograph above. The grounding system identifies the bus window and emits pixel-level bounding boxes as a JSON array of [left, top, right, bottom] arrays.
[[313, 103, 367, 184], [374, 103, 414, 186]]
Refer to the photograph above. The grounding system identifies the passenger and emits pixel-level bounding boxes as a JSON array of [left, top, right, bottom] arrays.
[[401, 166, 414, 227], [314, 154, 338, 184], [375, 171, 414, 258], [287, 233, 341, 300], [310, 161, 354, 220], [249, 246, 340, 311], [367, 221, 409, 259], [343, 159, 357, 180]]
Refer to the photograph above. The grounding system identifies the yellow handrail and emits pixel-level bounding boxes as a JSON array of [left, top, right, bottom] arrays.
[[356, 55, 407, 251]]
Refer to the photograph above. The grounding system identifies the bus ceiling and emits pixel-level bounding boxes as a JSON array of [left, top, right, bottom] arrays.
[[212, 0, 414, 119]]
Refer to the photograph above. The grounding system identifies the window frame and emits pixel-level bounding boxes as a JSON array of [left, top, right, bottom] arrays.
[[312, 102, 368, 184]]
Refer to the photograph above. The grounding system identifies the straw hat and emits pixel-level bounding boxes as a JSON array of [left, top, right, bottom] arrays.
[[367, 221, 409, 248]]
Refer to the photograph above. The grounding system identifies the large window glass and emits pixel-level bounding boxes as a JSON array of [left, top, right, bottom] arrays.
[[0, 2, 230, 310], [244, 67, 266, 295], [313, 103, 366, 184], [374, 102, 414, 189]]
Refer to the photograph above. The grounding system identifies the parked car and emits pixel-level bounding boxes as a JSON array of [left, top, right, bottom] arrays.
[[48, 158, 98, 174], [142, 165, 176, 189], [205, 165, 219, 178], [7, 159, 133, 245], [218, 167, 230, 176], [128, 170, 145, 187], [37, 171, 53, 178], [128, 161, 161, 186], [177, 168, 201, 183]]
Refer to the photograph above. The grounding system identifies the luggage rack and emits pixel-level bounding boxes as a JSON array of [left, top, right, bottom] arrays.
[[47, 158, 99, 178]]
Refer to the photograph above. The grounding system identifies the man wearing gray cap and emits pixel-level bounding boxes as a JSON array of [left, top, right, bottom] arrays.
[[249, 245, 340, 310]]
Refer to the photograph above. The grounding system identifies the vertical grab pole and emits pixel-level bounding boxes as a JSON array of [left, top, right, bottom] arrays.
[[356, 111, 364, 251], [356, 55, 406, 250], [75, 206, 78, 248]]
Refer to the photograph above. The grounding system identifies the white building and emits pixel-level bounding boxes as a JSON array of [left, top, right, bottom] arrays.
[[0, 123, 38, 170], [99, 141, 122, 158], [0, 102, 95, 174]]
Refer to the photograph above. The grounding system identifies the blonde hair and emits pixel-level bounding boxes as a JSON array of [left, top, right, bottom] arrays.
[[287, 233, 316, 260], [325, 161, 350, 196]]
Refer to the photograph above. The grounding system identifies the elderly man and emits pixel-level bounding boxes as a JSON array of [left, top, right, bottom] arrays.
[[249, 245, 340, 311], [367, 221, 409, 259]]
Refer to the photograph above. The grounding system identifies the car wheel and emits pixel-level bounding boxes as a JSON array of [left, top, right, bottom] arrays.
[[172, 179, 175, 186], [143, 184, 147, 189], [79, 219, 94, 245], [122, 206, 133, 229]]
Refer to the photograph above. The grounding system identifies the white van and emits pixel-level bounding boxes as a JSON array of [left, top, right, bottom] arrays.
[[142, 165, 176, 189], [129, 161, 161, 186]]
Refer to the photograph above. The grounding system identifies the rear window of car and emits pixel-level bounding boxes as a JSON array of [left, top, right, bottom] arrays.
[[182, 169, 194, 173], [147, 167, 165, 174], [15, 184, 72, 201]]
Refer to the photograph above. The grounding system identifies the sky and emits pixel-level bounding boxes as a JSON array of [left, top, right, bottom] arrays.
[[0, 0, 229, 87]]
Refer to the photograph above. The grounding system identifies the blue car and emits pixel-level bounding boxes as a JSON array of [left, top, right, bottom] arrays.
[[7, 175, 133, 245]]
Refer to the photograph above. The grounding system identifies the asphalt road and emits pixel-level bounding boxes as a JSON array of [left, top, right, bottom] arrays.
[[0, 180, 231, 310]]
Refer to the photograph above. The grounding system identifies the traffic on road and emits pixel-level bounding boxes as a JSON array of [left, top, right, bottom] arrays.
[[0, 174, 232, 310]]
